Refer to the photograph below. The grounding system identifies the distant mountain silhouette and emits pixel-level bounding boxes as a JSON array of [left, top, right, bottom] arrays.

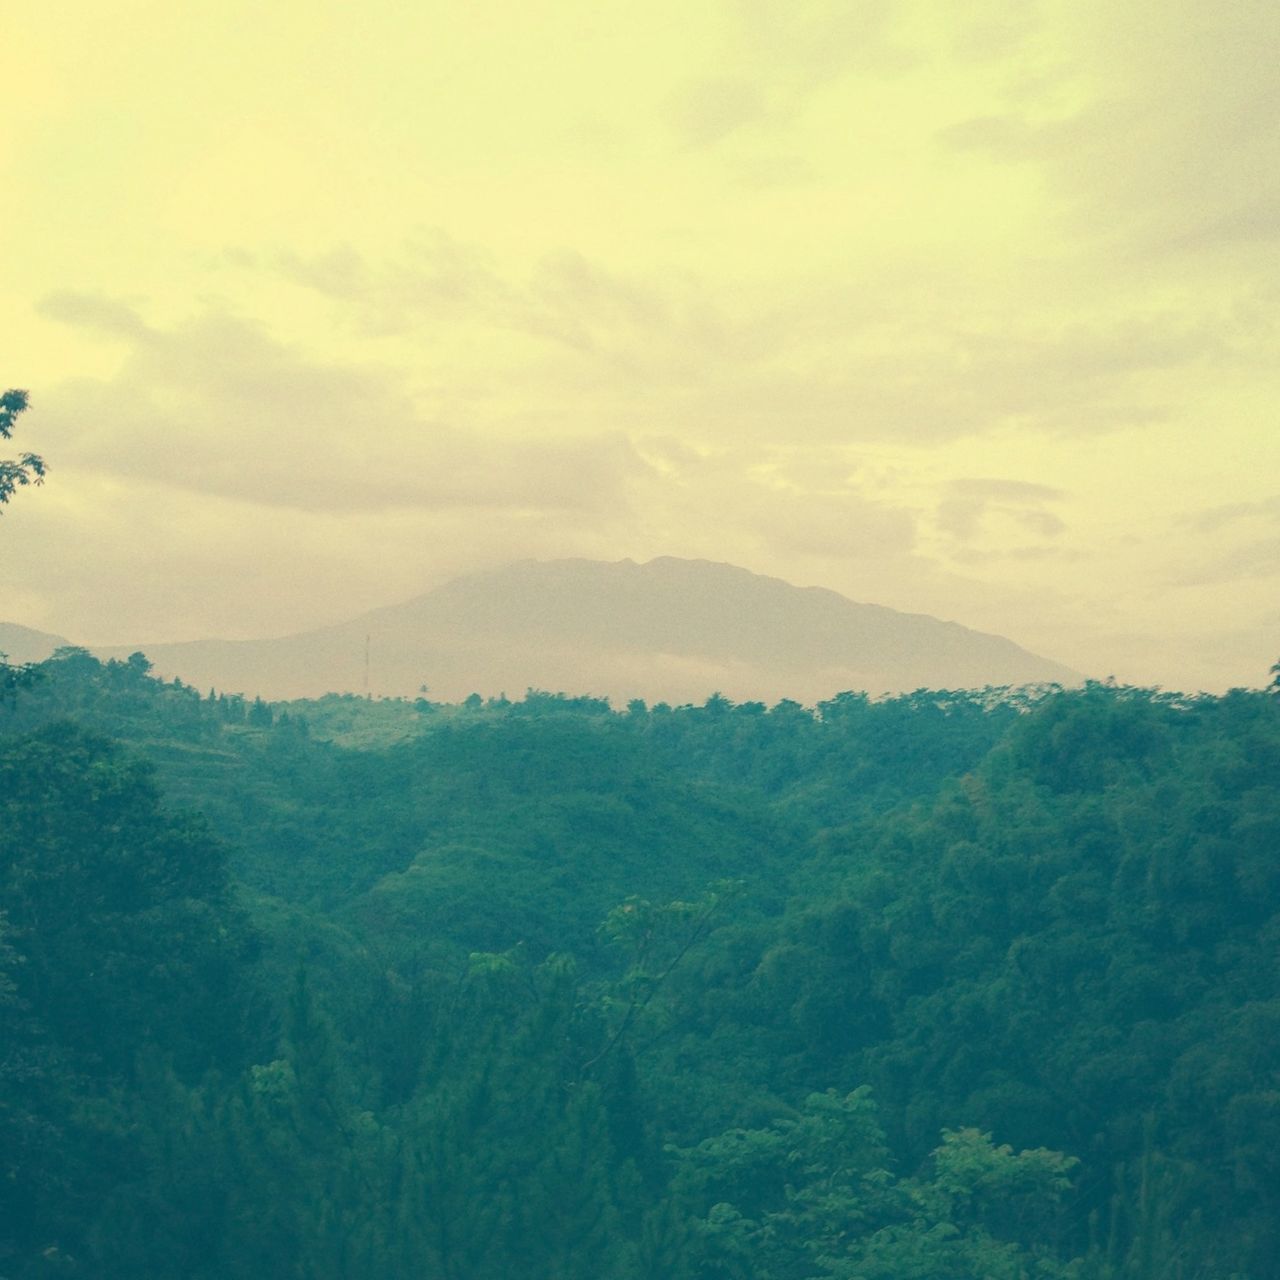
[[0, 621, 70, 665], [88, 557, 1083, 703]]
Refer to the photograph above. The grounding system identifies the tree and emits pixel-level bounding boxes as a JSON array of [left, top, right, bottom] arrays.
[[0, 722, 250, 1076], [0, 389, 45, 509]]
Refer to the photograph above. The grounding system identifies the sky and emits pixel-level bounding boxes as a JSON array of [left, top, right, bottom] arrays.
[[3, 0, 1278, 693]]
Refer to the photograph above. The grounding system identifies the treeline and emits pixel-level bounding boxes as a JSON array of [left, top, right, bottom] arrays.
[[1, 651, 1277, 1277]]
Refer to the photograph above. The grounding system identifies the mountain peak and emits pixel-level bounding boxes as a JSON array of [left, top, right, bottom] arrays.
[[85, 557, 1082, 702]]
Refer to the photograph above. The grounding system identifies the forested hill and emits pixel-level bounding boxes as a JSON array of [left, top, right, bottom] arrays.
[[2, 650, 1278, 1278]]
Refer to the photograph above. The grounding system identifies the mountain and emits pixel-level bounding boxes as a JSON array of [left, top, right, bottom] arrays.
[[0, 621, 70, 664], [90, 557, 1083, 703]]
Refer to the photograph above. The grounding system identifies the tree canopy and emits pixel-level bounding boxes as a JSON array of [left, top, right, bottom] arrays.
[[0, 389, 45, 509], [2, 659, 1278, 1277]]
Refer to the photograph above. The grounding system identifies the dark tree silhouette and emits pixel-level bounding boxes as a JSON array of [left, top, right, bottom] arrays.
[[0, 389, 45, 509]]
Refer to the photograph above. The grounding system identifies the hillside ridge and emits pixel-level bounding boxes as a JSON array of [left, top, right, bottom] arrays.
[[13, 557, 1082, 701]]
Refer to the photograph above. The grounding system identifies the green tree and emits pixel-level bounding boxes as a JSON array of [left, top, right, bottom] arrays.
[[675, 1096, 1079, 1280], [0, 722, 251, 1076], [1, 388, 49, 703], [0, 389, 45, 508]]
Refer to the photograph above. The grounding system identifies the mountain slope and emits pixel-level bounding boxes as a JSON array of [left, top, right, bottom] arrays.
[[91, 557, 1082, 702], [0, 621, 70, 664]]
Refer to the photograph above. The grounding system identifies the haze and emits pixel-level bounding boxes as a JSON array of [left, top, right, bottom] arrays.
[[4, 0, 1278, 693]]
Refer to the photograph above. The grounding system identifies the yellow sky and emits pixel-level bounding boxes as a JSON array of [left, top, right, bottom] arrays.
[[4, 0, 1278, 691]]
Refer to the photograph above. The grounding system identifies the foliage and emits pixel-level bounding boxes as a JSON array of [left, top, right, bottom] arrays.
[[1, 660, 1278, 1276], [672, 1095, 1078, 1280], [0, 388, 45, 509]]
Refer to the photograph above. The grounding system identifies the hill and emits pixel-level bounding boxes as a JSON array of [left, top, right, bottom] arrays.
[[0, 621, 69, 664], [1, 653, 1277, 1277], [93, 557, 1082, 701]]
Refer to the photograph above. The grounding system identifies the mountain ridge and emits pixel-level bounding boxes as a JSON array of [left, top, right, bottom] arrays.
[[17, 557, 1084, 702], [0, 621, 72, 664]]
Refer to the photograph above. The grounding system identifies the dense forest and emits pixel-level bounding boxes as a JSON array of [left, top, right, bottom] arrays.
[[1, 648, 1278, 1278]]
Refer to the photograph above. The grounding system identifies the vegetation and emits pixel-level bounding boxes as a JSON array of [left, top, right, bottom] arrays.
[[1, 651, 1278, 1277], [0, 389, 44, 510]]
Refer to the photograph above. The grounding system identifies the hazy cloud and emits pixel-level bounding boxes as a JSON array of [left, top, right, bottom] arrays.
[[946, 4, 1045, 62], [244, 232, 1232, 449], [1176, 536, 1280, 587], [743, 488, 917, 561], [264, 240, 756, 398], [272, 232, 510, 336], [953, 545, 1084, 565], [37, 291, 154, 340], [1187, 494, 1280, 533], [37, 295, 656, 516], [950, 478, 1066, 502], [668, 76, 769, 147], [936, 114, 1043, 157], [732, 0, 913, 82], [941, 0, 1280, 262], [936, 476, 1067, 542]]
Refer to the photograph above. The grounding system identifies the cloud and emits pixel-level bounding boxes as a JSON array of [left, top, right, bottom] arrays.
[[241, 231, 1234, 452], [732, 0, 913, 82], [6, 300, 934, 649], [28, 293, 929, 642], [936, 475, 1067, 542], [1176, 536, 1280, 587], [517, 250, 674, 360], [743, 487, 917, 561], [936, 114, 1041, 157], [946, 4, 1045, 62], [935, 0, 1280, 261], [271, 231, 511, 336], [952, 545, 1083, 565], [36, 291, 154, 340], [36, 294, 657, 516], [668, 76, 769, 147], [642, 309, 1199, 444], [262, 240, 758, 400], [949, 478, 1065, 502], [1187, 494, 1280, 533], [1016, 508, 1067, 537]]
